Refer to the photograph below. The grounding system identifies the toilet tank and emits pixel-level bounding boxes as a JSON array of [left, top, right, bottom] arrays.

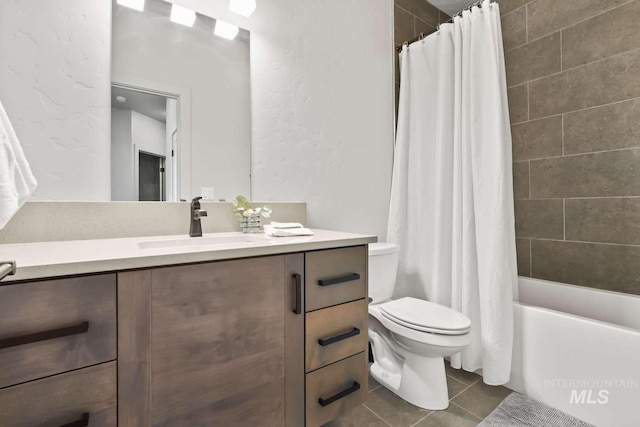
[[368, 243, 400, 304]]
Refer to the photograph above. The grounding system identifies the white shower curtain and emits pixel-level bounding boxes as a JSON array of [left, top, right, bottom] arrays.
[[388, 0, 518, 385]]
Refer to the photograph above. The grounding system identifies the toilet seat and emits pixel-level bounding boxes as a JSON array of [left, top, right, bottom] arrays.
[[380, 297, 471, 336]]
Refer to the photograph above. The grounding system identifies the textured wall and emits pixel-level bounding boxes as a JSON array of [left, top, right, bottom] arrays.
[[251, 0, 395, 241], [501, 0, 640, 295], [0, 0, 111, 201]]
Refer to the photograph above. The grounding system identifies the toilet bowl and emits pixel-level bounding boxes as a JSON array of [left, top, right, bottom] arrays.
[[368, 243, 471, 410]]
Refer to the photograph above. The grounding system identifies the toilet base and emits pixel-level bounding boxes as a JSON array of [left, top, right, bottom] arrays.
[[370, 353, 449, 410]]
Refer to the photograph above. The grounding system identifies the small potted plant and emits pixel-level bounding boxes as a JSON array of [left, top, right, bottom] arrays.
[[232, 195, 272, 233]]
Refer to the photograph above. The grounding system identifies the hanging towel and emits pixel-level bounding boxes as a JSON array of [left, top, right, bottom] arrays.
[[264, 225, 314, 237], [0, 100, 37, 229]]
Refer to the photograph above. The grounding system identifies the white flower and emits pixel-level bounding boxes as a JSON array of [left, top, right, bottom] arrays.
[[243, 209, 255, 217]]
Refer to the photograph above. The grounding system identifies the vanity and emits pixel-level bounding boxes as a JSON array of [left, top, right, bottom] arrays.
[[0, 230, 375, 427]]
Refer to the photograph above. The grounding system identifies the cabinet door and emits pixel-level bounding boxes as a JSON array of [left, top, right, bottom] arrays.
[[119, 255, 304, 427]]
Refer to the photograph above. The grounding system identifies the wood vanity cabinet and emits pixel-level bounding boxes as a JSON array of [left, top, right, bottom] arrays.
[[0, 275, 118, 426], [118, 254, 305, 427], [0, 244, 368, 427]]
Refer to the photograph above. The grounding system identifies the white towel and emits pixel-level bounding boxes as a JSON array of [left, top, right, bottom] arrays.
[[269, 221, 305, 229], [0, 100, 37, 229], [264, 225, 314, 237]]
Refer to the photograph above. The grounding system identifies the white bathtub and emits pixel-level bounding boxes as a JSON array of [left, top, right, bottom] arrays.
[[507, 277, 640, 427]]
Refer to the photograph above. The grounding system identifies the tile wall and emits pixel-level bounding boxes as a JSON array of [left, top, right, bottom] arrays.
[[501, 0, 640, 294]]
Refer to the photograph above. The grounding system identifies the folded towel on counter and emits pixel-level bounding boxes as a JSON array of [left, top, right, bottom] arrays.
[[268, 221, 305, 229], [0, 100, 37, 229], [264, 225, 314, 237]]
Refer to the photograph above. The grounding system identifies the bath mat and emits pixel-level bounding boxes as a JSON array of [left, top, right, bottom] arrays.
[[477, 392, 594, 427]]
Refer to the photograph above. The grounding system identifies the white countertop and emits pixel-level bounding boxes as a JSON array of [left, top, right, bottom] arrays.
[[0, 229, 376, 283]]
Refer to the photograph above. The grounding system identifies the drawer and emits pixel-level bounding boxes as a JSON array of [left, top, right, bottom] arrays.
[[305, 246, 367, 312], [305, 352, 368, 427], [0, 274, 116, 389], [0, 362, 117, 427], [306, 299, 368, 372]]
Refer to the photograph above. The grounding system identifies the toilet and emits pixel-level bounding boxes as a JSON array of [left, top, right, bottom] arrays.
[[368, 243, 472, 410]]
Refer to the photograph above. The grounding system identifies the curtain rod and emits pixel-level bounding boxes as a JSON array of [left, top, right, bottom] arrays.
[[394, 0, 494, 52]]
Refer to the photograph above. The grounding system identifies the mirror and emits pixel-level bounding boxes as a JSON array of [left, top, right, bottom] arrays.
[[0, 0, 251, 202], [111, 0, 251, 202]]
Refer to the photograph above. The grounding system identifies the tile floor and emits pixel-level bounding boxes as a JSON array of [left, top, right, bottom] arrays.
[[323, 362, 512, 427]]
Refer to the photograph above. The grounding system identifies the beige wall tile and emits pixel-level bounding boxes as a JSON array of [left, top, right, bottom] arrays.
[[562, 1, 640, 69], [564, 98, 640, 155], [502, 6, 527, 51], [508, 83, 528, 123], [511, 115, 563, 161], [498, 0, 529, 16], [414, 17, 436, 38], [529, 49, 640, 119], [566, 198, 640, 245], [505, 32, 561, 87], [527, 0, 629, 41], [396, 0, 440, 26], [530, 148, 640, 198], [513, 161, 530, 199], [516, 238, 531, 277], [395, 6, 415, 44], [515, 199, 564, 239], [531, 239, 640, 295]]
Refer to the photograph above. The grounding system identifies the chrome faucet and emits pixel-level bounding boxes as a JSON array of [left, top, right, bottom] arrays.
[[189, 197, 208, 237]]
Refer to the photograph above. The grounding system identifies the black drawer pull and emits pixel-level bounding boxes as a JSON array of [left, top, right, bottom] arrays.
[[59, 413, 90, 427], [318, 381, 361, 407], [0, 321, 89, 350], [318, 273, 360, 287], [318, 327, 360, 346], [292, 273, 302, 314]]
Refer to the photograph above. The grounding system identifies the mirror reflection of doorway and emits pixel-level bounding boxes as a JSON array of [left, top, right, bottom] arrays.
[[111, 85, 179, 202], [139, 151, 165, 201]]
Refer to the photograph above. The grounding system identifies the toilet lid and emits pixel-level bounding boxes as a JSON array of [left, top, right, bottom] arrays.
[[380, 297, 471, 335]]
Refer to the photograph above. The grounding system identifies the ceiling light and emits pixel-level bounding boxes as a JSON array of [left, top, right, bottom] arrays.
[[116, 0, 145, 12], [116, 96, 127, 103], [170, 4, 196, 27], [214, 20, 239, 40], [229, 0, 256, 17]]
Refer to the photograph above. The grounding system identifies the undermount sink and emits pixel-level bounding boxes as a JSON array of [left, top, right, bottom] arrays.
[[137, 234, 266, 250]]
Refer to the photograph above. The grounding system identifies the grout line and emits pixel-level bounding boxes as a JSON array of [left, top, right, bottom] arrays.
[[369, 383, 381, 393], [511, 93, 640, 125], [559, 30, 563, 71], [526, 82, 530, 121], [529, 237, 640, 248], [362, 404, 393, 427], [561, 114, 565, 156], [520, 0, 636, 45], [395, 4, 439, 28], [409, 411, 434, 427], [448, 380, 474, 401], [450, 401, 485, 421], [522, 195, 640, 200], [525, 3, 528, 44], [563, 199, 566, 240], [529, 237, 533, 277], [527, 160, 531, 199], [516, 145, 640, 163], [507, 45, 640, 91]]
